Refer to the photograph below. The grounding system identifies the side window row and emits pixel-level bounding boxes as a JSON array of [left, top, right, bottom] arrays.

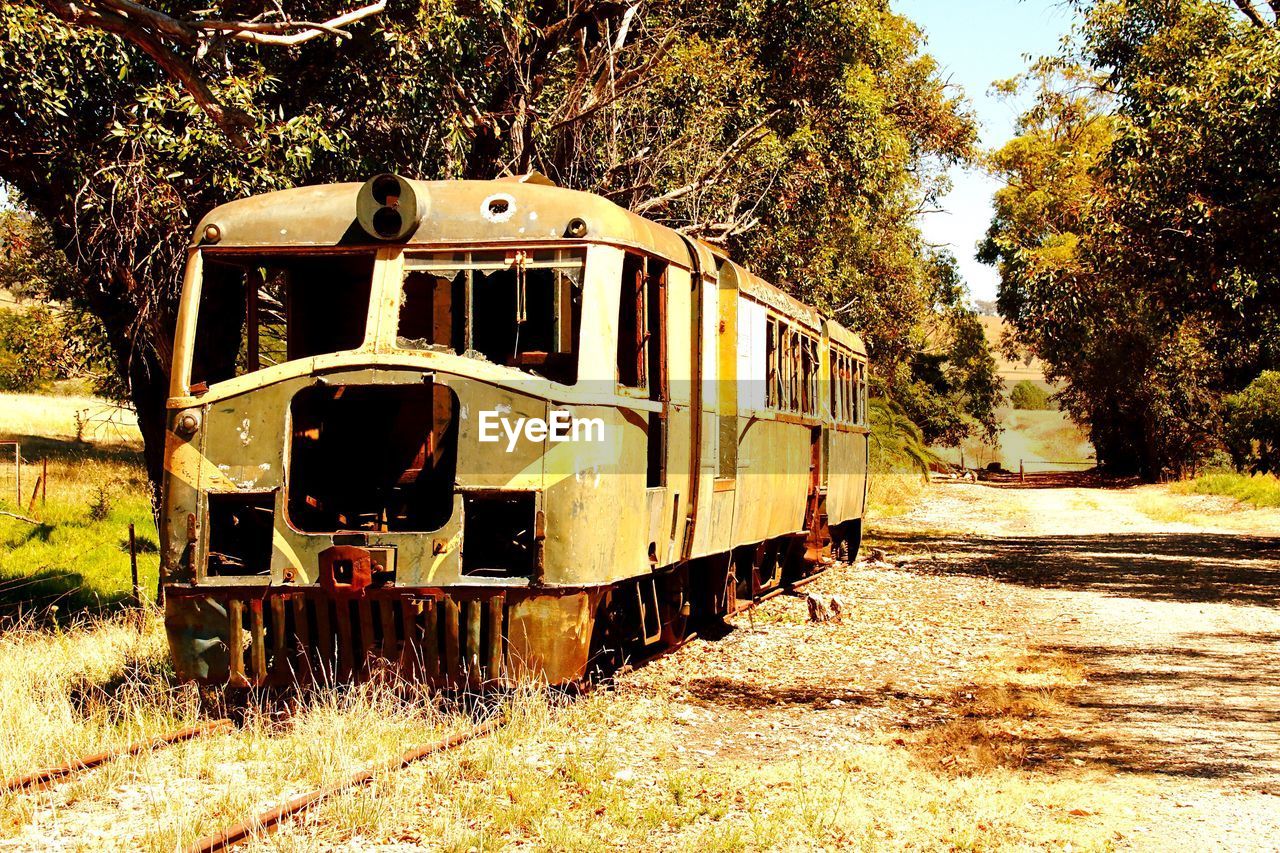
[[830, 347, 868, 426], [765, 316, 822, 416]]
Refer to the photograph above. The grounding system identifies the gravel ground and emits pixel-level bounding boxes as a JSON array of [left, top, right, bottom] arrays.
[[874, 478, 1280, 851]]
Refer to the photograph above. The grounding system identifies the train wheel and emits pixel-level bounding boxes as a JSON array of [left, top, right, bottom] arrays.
[[832, 524, 850, 562], [658, 568, 690, 647]]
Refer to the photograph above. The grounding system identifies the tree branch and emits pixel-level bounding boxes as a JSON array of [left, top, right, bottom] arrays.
[[632, 110, 779, 214], [36, 0, 386, 145], [1232, 0, 1270, 28]]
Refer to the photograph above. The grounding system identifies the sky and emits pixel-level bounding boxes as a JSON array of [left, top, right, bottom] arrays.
[[892, 0, 1078, 303]]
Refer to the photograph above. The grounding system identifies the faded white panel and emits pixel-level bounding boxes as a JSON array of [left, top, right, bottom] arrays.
[[737, 297, 767, 412], [583, 244, 625, 384], [702, 283, 718, 399]]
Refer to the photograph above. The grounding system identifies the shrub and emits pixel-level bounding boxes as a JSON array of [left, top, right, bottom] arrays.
[[0, 305, 68, 391], [1223, 371, 1280, 474], [869, 397, 936, 477], [1008, 380, 1051, 411]]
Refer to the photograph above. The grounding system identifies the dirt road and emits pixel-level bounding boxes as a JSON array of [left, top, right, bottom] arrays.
[[873, 478, 1280, 850]]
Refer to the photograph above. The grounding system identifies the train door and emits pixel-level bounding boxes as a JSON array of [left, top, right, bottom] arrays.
[[621, 252, 689, 568]]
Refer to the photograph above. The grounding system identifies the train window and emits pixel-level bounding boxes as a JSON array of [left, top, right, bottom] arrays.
[[830, 349, 856, 424], [398, 271, 465, 352], [400, 250, 584, 384], [190, 253, 374, 387], [287, 383, 458, 533], [765, 318, 779, 408], [800, 335, 816, 416], [617, 253, 647, 389], [830, 348, 842, 422], [855, 360, 868, 425]]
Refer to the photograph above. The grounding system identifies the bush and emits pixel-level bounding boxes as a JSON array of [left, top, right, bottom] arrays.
[[869, 397, 936, 477], [1008, 380, 1051, 411], [0, 305, 68, 391], [1223, 371, 1280, 474]]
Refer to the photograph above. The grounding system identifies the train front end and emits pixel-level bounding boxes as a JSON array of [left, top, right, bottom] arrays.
[[160, 175, 649, 689]]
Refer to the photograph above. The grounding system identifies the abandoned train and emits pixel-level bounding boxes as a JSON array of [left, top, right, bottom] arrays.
[[161, 173, 870, 688]]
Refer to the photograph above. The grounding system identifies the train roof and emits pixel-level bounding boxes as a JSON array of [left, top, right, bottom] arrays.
[[193, 175, 865, 356]]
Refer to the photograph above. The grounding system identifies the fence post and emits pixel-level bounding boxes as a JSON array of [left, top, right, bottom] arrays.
[[128, 522, 141, 607], [41, 459, 47, 505], [1019, 459, 1025, 483], [13, 443, 19, 507]]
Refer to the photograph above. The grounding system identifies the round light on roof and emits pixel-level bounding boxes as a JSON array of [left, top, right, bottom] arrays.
[[357, 173, 421, 241], [202, 223, 222, 244], [564, 217, 588, 238]]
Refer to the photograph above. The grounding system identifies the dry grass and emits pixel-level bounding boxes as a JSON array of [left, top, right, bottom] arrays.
[[1133, 482, 1280, 530], [0, 586, 1122, 852], [0, 392, 140, 445], [866, 468, 928, 518]]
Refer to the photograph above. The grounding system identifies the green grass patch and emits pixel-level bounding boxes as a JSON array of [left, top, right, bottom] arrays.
[[0, 437, 158, 622], [1174, 471, 1280, 509]]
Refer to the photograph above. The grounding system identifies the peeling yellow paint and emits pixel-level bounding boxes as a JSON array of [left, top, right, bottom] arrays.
[[165, 431, 236, 491]]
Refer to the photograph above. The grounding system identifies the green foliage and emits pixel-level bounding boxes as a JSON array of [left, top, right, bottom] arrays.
[[0, 0, 989, 476], [1009, 380, 1050, 411], [982, 2, 1280, 479], [1, 204, 126, 400], [0, 305, 67, 391], [0, 447, 158, 619], [888, 251, 1003, 446], [1223, 371, 1280, 474], [1177, 471, 1280, 509]]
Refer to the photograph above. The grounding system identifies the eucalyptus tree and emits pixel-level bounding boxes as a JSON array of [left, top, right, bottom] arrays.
[[984, 0, 1280, 477], [1, 0, 989, 484]]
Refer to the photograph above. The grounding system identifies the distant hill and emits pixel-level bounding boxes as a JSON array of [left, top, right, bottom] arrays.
[[978, 315, 1052, 389]]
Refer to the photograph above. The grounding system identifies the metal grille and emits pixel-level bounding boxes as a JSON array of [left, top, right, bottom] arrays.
[[223, 592, 507, 689]]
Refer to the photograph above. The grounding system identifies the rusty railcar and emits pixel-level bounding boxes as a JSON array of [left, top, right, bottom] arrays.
[[161, 174, 870, 688]]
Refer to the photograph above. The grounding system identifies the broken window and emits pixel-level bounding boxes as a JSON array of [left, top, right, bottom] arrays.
[[645, 257, 669, 487], [287, 383, 458, 533], [191, 253, 374, 388], [206, 491, 274, 577], [855, 360, 868, 425], [830, 348, 843, 423], [399, 250, 584, 385], [766, 317, 779, 409], [617, 253, 647, 389]]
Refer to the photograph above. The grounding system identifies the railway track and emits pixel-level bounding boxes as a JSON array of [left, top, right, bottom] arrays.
[[187, 715, 505, 852], [7, 564, 834, 850], [183, 565, 833, 850], [0, 719, 234, 793]]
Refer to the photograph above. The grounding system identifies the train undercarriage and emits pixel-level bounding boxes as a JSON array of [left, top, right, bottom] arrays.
[[165, 520, 861, 692]]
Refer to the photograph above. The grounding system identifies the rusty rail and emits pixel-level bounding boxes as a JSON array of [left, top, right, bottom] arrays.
[[187, 715, 505, 853], [1, 720, 234, 793]]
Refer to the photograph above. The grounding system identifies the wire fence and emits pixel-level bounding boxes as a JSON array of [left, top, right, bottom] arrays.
[[0, 441, 44, 513]]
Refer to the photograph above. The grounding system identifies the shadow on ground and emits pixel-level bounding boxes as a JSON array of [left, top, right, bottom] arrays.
[[875, 529, 1280, 606], [0, 433, 143, 467]]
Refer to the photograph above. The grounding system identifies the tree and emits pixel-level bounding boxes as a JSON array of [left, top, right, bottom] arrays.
[[1, 0, 984, 486], [1009, 380, 1050, 411], [1223, 371, 1280, 474], [32, 0, 385, 145], [983, 1, 1280, 478]]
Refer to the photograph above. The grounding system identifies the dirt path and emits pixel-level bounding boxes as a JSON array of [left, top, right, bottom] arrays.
[[876, 479, 1280, 850]]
